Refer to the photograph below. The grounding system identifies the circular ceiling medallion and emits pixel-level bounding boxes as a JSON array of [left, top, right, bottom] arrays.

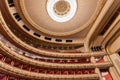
[[47, 0, 77, 22], [54, 0, 70, 15]]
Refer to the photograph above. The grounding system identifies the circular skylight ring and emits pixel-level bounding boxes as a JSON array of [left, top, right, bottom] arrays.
[[47, 0, 77, 22]]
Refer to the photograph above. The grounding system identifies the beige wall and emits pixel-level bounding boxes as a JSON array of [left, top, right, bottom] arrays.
[[109, 36, 120, 53], [110, 53, 120, 76]]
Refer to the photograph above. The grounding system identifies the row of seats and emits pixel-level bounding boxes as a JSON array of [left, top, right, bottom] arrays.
[[34, 58, 90, 64], [0, 34, 91, 64], [0, 73, 25, 80], [0, 54, 95, 75], [0, 72, 100, 80]]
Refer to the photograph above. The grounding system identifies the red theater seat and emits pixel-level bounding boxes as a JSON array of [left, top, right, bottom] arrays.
[[16, 64, 23, 69], [66, 60, 72, 63], [74, 60, 79, 63], [76, 70, 82, 74], [90, 69, 95, 74], [68, 70, 74, 74], [31, 67, 39, 72], [61, 70, 68, 75], [82, 70, 89, 74], [47, 70, 54, 74], [69, 60, 75, 63], [39, 69, 46, 73], [47, 59, 53, 62], [54, 60, 61, 63], [54, 70, 61, 74], [22, 65, 31, 71]]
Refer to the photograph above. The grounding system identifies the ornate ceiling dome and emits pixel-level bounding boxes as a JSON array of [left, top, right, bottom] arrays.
[[0, 0, 120, 80], [19, 0, 103, 36]]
